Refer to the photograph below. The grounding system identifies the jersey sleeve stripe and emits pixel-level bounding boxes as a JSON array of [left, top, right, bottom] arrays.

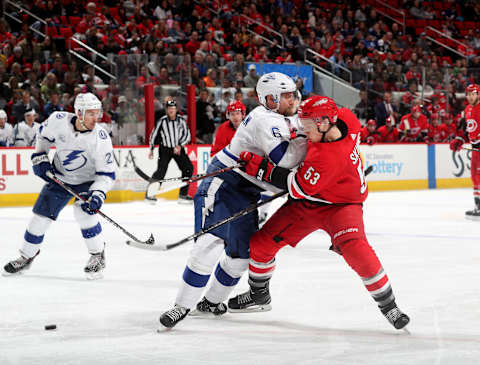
[[95, 171, 116, 180], [269, 141, 289, 164]]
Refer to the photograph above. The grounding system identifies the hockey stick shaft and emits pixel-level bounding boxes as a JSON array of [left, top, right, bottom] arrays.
[[126, 190, 288, 251], [462, 146, 480, 152], [46, 171, 154, 245]]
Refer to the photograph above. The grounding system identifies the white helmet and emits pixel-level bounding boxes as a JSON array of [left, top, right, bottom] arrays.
[[0, 109, 6, 119], [74, 92, 102, 118], [256, 72, 297, 110]]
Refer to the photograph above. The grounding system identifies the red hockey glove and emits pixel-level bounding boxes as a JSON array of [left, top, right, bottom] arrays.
[[449, 137, 464, 152], [239, 151, 274, 182]]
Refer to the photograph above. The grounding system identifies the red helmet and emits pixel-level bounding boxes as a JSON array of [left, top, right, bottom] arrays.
[[298, 96, 338, 125], [466, 84, 480, 94], [226, 100, 246, 118], [385, 115, 395, 126], [367, 119, 376, 127], [411, 105, 422, 114]]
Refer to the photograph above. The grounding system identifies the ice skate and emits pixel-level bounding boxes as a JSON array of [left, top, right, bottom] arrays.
[[465, 208, 480, 221], [228, 285, 272, 313], [189, 297, 227, 317], [3, 251, 40, 276], [178, 195, 193, 205], [381, 302, 410, 330], [84, 250, 105, 280], [159, 305, 190, 329]]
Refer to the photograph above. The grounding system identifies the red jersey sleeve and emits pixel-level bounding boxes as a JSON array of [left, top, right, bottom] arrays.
[[211, 121, 236, 156]]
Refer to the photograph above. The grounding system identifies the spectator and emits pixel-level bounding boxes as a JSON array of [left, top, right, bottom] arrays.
[[43, 92, 64, 118], [13, 90, 40, 124], [375, 92, 398, 128], [355, 90, 375, 121], [40, 73, 61, 103], [196, 89, 216, 143], [243, 64, 259, 88]]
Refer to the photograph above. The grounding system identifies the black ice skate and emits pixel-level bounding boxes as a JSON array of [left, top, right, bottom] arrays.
[[466, 198, 480, 221], [3, 251, 40, 275], [159, 305, 190, 329], [381, 302, 410, 330], [228, 285, 272, 313], [84, 250, 105, 280], [189, 297, 227, 317], [465, 208, 480, 220]]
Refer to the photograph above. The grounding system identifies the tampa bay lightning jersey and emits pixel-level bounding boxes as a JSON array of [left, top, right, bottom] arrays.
[[13, 121, 40, 146], [0, 123, 13, 146], [216, 105, 308, 191], [37, 111, 116, 194]]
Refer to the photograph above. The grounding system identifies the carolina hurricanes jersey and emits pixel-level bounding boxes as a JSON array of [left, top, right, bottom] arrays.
[[37, 111, 116, 194], [13, 121, 40, 146], [465, 103, 480, 145], [377, 125, 400, 142], [216, 105, 308, 192], [399, 113, 428, 141], [0, 122, 13, 146], [211, 120, 236, 156], [360, 127, 380, 144], [288, 108, 368, 204], [428, 123, 448, 142]]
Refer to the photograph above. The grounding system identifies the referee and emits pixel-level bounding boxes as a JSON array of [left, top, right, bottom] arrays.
[[148, 100, 194, 203]]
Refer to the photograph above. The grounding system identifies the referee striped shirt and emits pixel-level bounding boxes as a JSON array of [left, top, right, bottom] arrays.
[[149, 114, 191, 150]]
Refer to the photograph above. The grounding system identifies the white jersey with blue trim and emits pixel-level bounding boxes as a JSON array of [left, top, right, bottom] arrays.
[[37, 111, 116, 194], [216, 105, 307, 191], [13, 121, 40, 146], [0, 123, 14, 146]]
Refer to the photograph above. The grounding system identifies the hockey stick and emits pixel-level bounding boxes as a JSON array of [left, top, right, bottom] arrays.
[[126, 190, 288, 251], [46, 171, 155, 245], [145, 162, 245, 197], [131, 155, 151, 181], [462, 146, 480, 152]]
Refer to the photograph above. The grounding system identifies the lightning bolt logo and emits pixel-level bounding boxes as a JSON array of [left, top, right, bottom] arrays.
[[62, 150, 87, 171]]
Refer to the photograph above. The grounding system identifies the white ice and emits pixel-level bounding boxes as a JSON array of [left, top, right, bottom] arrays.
[[1, 188, 480, 365]]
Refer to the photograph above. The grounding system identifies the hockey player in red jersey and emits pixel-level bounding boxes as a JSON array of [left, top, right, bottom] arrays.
[[426, 113, 448, 143], [450, 84, 480, 219], [360, 119, 380, 145], [228, 96, 410, 330], [210, 100, 246, 156], [377, 116, 400, 143], [399, 105, 428, 142]]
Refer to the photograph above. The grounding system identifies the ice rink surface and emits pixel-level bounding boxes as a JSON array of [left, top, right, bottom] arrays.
[[1, 188, 479, 365]]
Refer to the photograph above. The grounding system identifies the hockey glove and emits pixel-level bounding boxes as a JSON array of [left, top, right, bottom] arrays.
[[81, 190, 105, 215], [31, 152, 54, 183], [239, 151, 274, 182], [449, 137, 464, 152]]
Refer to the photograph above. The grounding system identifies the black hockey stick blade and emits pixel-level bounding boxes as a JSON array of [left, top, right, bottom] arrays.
[[365, 165, 374, 176]]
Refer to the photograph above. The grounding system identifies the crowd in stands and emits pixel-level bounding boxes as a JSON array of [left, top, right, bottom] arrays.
[[0, 0, 479, 146]]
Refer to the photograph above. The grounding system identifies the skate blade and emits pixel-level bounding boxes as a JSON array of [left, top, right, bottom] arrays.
[[465, 215, 480, 221], [189, 309, 226, 317], [228, 303, 272, 313], [2, 269, 24, 277], [177, 200, 193, 205], [85, 271, 104, 280]]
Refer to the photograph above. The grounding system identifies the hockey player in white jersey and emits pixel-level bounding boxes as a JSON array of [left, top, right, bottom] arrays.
[[12, 108, 40, 147], [3, 93, 116, 280], [159, 72, 308, 328], [0, 109, 13, 146]]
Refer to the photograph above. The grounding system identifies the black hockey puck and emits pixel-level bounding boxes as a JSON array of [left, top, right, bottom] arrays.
[[44, 324, 57, 330]]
